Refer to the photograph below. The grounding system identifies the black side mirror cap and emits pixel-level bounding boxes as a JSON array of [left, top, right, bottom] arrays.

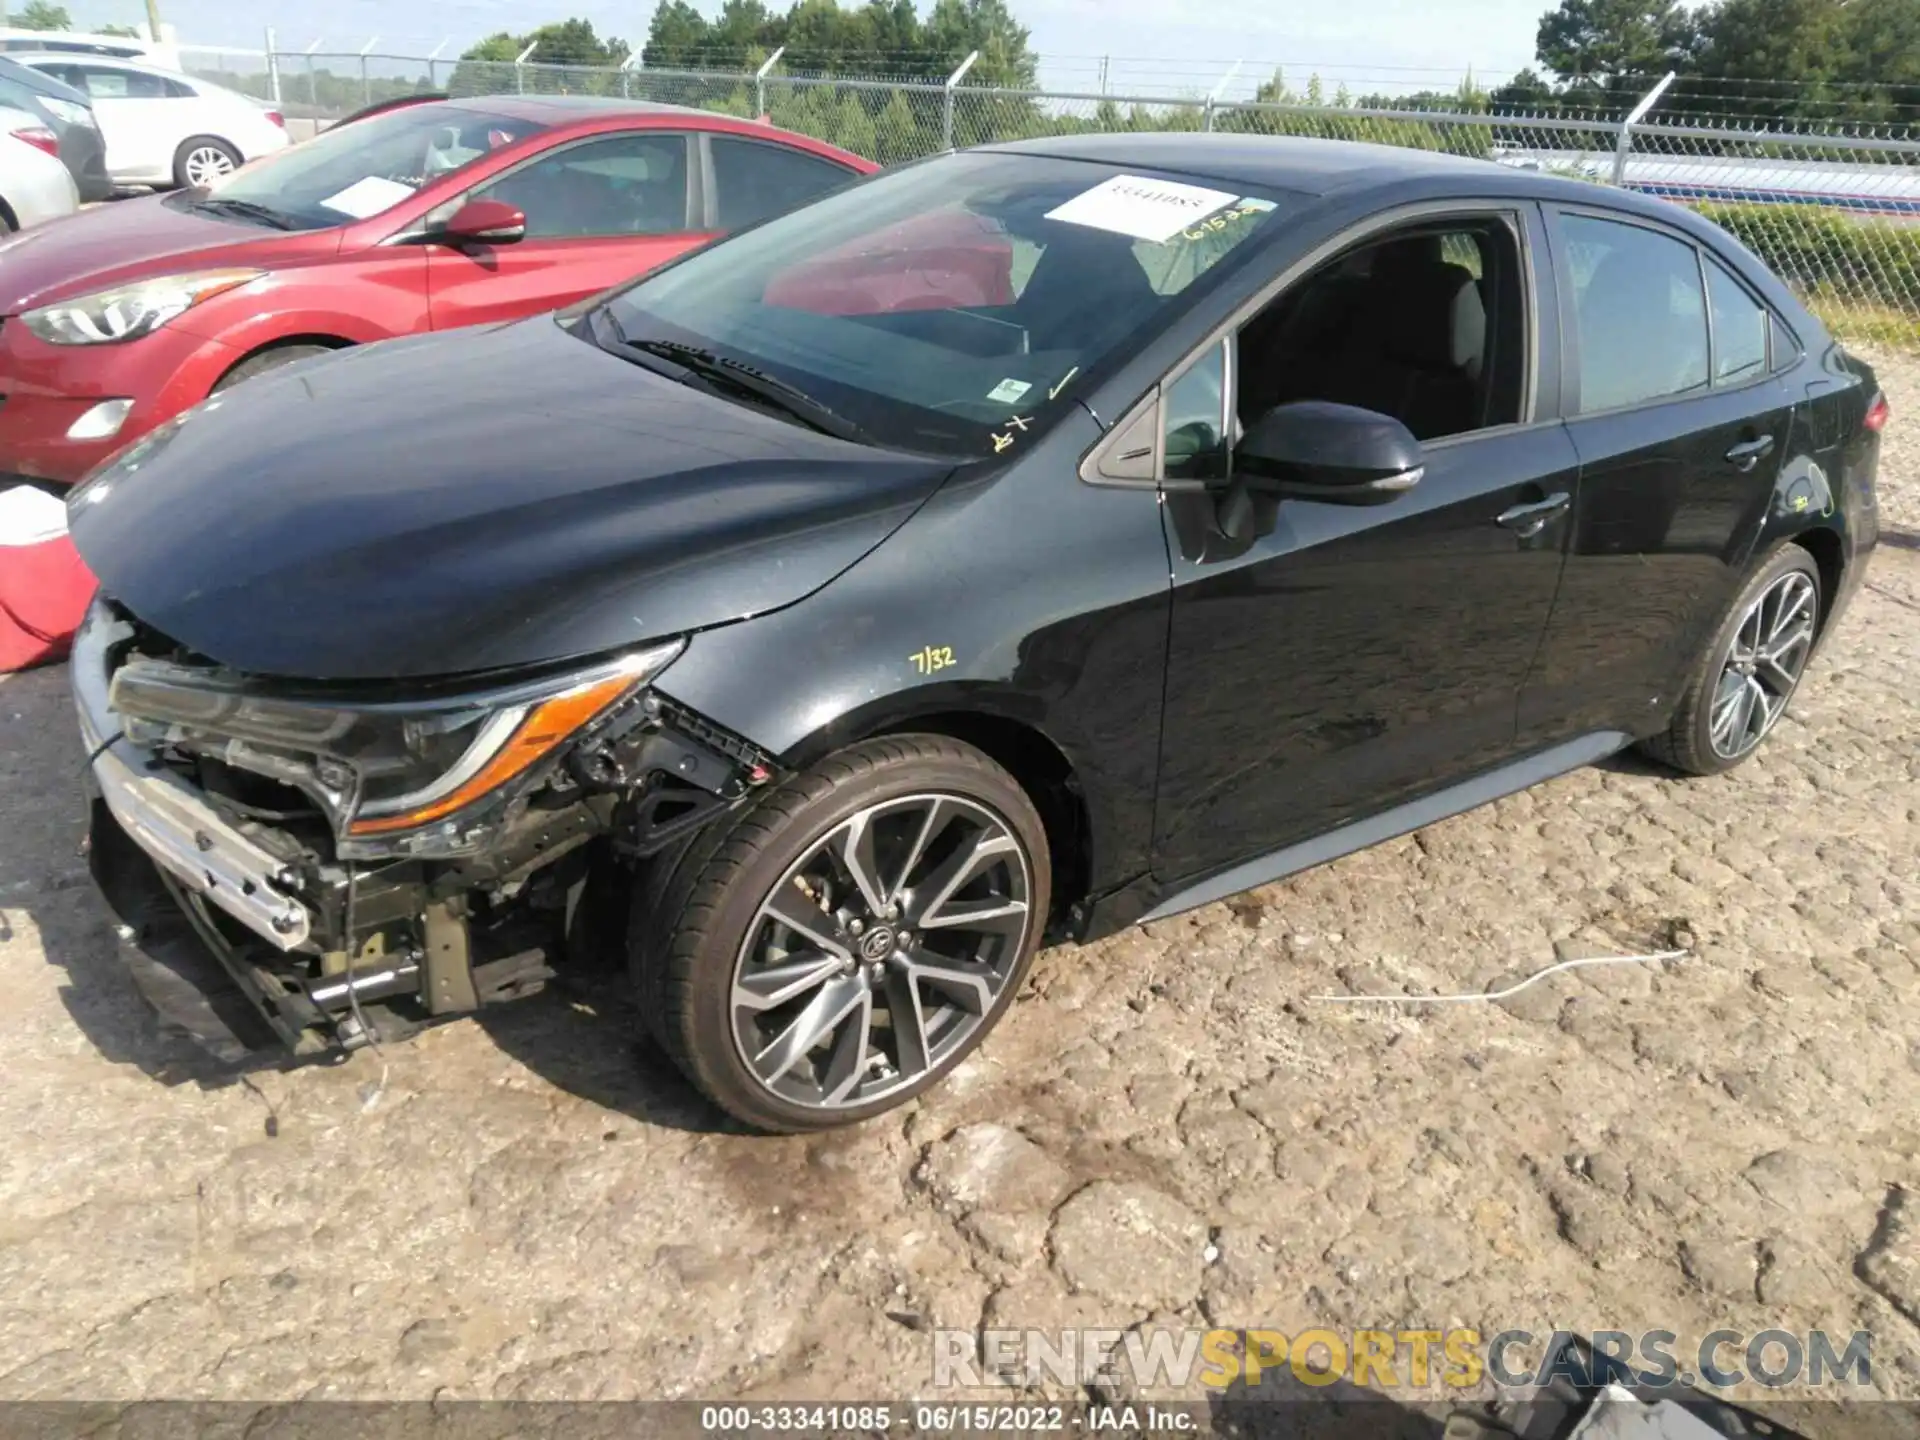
[[1234, 400, 1424, 505]]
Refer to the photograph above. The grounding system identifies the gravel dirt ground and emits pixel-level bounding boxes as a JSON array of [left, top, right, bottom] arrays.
[[0, 351, 1915, 1425]]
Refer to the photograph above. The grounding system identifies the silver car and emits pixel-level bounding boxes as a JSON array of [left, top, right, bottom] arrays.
[[0, 102, 78, 229]]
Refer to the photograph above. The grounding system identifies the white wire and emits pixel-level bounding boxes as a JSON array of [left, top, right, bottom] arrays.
[[1310, 949, 1688, 1004]]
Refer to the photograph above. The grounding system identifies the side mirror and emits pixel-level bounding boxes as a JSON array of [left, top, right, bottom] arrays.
[[441, 198, 527, 246], [1234, 400, 1424, 505]]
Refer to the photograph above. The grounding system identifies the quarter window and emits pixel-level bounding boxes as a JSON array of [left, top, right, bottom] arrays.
[[1705, 255, 1767, 386], [1162, 341, 1230, 481], [1562, 214, 1709, 413], [1770, 312, 1798, 372], [475, 132, 690, 240], [710, 136, 854, 231]]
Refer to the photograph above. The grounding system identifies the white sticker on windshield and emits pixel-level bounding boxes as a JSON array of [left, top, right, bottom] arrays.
[[1044, 174, 1240, 244], [986, 378, 1032, 404], [317, 175, 418, 219]]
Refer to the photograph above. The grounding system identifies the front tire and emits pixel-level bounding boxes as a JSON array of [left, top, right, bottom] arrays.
[[212, 344, 337, 394], [1641, 543, 1821, 776], [631, 735, 1050, 1132]]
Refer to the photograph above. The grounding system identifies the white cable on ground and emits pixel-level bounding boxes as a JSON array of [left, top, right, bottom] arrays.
[[1310, 949, 1688, 1004]]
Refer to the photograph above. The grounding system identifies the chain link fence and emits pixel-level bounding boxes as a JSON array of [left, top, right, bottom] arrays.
[[177, 46, 1920, 343]]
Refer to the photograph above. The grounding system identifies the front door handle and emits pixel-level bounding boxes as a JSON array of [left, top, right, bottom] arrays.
[[1725, 434, 1777, 472], [1495, 490, 1571, 539]]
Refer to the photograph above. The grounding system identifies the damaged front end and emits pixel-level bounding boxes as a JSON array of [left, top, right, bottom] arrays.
[[73, 595, 774, 1063]]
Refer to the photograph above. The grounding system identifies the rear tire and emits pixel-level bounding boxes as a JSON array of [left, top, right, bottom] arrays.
[[172, 136, 241, 190], [1640, 543, 1822, 776], [212, 344, 337, 394], [630, 735, 1050, 1132]]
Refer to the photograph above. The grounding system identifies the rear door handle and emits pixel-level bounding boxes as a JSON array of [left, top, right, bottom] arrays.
[[1725, 434, 1776, 472], [1495, 491, 1571, 538]]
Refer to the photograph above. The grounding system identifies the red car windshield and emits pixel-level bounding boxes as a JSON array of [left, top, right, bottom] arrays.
[[600, 151, 1287, 456], [189, 102, 548, 230]]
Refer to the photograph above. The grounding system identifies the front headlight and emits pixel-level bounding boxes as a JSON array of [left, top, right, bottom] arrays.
[[22, 268, 264, 346], [108, 641, 685, 856]]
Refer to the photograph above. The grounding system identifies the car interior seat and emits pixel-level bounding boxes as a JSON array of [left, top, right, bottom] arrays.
[[1239, 233, 1490, 441]]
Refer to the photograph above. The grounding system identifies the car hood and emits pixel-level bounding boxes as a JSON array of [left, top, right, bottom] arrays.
[[0, 193, 308, 312], [68, 317, 955, 682]]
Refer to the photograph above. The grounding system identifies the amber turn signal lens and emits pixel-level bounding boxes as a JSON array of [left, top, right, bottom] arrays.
[[346, 671, 637, 836]]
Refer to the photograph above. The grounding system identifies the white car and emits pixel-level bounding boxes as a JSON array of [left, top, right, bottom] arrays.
[[10, 52, 286, 189], [0, 103, 78, 230]]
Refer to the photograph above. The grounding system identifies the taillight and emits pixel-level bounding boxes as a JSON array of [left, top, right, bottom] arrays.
[[11, 125, 59, 158], [1864, 392, 1890, 433], [264, 109, 285, 129]]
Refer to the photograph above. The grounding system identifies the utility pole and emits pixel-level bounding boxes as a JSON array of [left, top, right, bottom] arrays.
[[145, 0, 164, 43]]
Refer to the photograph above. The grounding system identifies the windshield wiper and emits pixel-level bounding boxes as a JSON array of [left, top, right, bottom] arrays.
[[605, 325, 872, 447], [191, 197, 297, 230]]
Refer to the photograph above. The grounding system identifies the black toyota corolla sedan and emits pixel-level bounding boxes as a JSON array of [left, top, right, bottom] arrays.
[[67, 134, 1884, 1130]]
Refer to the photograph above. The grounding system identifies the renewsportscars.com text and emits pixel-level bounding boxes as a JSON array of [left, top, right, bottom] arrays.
[[931, 1327, 1874, 1392]]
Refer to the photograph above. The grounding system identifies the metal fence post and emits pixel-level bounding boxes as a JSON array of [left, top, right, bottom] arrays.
[[620, 51, 640, 99], [427, 38, 448, 91], [264, 27, 280, 105], [1612, 70, 1676, 184], [942, 50, 979, 150], [515, 40, 538, 95], [304, 40, 319, 110], [754, 45, 785, 119], [359, 35, 379, 107], [1203, 60, 1241, 134]]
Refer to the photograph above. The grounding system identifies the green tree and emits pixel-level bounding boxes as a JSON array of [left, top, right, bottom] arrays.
[[522, 17, 630, 67], [831, 87, 877, 154], [16, 1, 73, 29], [871, 87, 928, 161], [449, 20, 629, 97], [1686, 0, 1841, 119], [643, 1, 712, 66], [1534, 0, 1695, 98], [1833, 0, 1920, 119], [98, 22, 141, 36], [1490, 67, 1556, 110]]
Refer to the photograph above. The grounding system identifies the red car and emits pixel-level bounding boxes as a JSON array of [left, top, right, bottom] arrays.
[[0, 97, 874, 486]]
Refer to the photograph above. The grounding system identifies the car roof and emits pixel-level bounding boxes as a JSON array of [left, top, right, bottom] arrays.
[[443, 95, 763, 124], [982, 132, 1506, 193], [435, 95, 873, 165], [8, 50, 170, 74], [0, 53, 90, 103], [979, 130, 1733, 237]]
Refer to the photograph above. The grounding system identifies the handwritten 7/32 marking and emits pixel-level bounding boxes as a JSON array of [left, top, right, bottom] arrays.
[[909, 645, 956, 675]]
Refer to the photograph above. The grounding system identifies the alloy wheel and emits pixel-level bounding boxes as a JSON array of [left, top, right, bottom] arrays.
[[185, 145, 237, 187], [1709, 569, 1817, 760], [730, 793, 1033, 1113]]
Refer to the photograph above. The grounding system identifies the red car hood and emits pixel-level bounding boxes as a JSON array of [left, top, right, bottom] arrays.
[[0, 195, 329, 313]]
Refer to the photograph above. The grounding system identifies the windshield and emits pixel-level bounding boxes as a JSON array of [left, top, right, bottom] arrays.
[[197, 102, 549, 230], [596, 151, 1290, 455]]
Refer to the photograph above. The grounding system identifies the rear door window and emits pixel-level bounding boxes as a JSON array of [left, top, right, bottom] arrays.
[[710, 135, 856, 231], [1561, 213, 1709, 414]]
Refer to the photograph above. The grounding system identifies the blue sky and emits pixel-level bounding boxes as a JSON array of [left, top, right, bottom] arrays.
[[62, 0, 1547, 98]]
